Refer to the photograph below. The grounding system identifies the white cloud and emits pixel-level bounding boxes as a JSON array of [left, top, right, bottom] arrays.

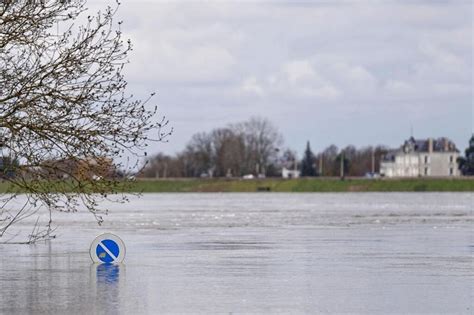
[[242, 60, 342, 101], [415, 42, 469, 83], [283, 60, 317, 83], [240, 77, 264, 96], [311, 85, 341, 100], [384, 79, 413, 95], [327, 63, 378, 98], [126, 33, 236, 84]]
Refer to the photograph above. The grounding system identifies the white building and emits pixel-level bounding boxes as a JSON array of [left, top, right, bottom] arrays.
[[380, 137, 460, 178], [281, 167, 300, 179]]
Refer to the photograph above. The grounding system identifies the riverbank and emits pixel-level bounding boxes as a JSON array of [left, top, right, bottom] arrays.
[[0, 177, 471, 193], [129, 177, 474, 192]]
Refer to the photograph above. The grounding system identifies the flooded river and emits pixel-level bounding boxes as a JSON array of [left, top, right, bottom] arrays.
[[0, 193, 472, 314]]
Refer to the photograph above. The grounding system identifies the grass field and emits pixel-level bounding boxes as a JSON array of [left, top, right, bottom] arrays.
[[0, 177, 472, 193], [127, 177, 474, 193]]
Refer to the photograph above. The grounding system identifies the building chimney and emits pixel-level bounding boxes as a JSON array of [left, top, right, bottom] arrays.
[[428, 138, 433, 153], [443, 138, 449, 152]]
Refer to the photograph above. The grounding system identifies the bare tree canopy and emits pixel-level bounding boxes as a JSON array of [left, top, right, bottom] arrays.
[[142, 117, 283, 178], [0, 0, 170, 242], [231, 117, 283, 175]]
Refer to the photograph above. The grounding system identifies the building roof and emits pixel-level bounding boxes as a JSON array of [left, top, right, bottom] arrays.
[[382, 137, 459, 161]]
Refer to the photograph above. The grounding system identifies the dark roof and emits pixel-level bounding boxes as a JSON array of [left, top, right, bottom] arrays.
[[405, 137, 459, 153], [382, 137, 459, 161]]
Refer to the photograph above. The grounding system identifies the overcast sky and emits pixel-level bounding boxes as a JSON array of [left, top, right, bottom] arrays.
[[92, 0, 472, 156]]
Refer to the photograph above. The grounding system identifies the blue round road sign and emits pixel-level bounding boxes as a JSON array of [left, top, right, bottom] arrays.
[[96, 239, 120, 263], [90, 233, 126, 264]]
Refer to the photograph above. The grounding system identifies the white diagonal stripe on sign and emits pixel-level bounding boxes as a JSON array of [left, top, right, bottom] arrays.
[[98, 241, 118, 261]]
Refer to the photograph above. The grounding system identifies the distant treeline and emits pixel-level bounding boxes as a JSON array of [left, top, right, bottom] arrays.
[[140, 117, 391, 178]]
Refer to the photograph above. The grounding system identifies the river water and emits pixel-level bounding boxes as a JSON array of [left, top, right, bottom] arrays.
[[0, 193, 472, 314]]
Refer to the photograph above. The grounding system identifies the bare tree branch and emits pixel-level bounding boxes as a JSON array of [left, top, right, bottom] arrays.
[[0, 0, 171, 242]]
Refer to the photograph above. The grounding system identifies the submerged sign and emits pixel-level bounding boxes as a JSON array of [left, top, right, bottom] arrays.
[[90, 233, 126, 264]]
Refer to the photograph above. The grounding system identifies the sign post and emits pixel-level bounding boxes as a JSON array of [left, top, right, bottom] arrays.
[[90, 233, 126, 264]]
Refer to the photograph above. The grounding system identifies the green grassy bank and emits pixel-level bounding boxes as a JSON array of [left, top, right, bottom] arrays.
[[128, 178, 474, 193], [0, 178, 471, 193]]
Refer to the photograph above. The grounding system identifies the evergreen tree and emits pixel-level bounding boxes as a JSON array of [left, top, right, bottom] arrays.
[[457, 135, 474, 176], [301, 141, 317, 176]]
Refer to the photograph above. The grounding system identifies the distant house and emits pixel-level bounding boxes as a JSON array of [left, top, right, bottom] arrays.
[[40, 156, 115, 180], [380, 137, 460, 177], [282, 167, 300, 179]]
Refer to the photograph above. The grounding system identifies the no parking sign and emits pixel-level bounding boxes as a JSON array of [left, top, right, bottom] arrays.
[[90, 233, 126, 264]]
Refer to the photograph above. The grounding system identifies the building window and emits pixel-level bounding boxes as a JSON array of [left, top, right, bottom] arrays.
[[449, 156, 453, 163], [424, 167, 428, 176], [449, 168, 453, 175], [424, 156, 428, 164]]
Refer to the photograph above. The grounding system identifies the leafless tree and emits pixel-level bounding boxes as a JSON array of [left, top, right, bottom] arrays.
[[0, 0, 170, 243], [210, 128, 244, 177], [318, 144, 338, 176], [314, 144, 389, 177], [184, 132, 214, 177], [142, 117, 283, 178], [232, 117, 283, 175]]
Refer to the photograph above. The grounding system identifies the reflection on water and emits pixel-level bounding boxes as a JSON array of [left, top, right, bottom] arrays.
[[96, 263, 121, 284], [90, 264, 124, 315], [0, 193, 472, 314]]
